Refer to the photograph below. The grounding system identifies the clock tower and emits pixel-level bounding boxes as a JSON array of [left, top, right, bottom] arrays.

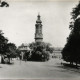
[[35, 14, 43, 42]]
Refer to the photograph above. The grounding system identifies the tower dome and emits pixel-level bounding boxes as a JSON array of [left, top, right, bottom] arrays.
[[36, 14, 42, 23]]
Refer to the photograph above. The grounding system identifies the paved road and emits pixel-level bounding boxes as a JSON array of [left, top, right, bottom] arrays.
[[0, 58, 80, 80]]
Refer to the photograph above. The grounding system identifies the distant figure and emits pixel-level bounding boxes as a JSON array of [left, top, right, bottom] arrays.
[[0, 1, 9, 7]]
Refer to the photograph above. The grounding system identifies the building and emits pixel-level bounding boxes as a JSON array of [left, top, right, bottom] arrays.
[[52, 47, 63, 59], [18, 43, 31, 60], [35, 14, 43, 42]]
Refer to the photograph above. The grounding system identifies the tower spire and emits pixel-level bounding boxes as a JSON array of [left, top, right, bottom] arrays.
[[38, 12, 40, 20], [36, 13, 42, 23]]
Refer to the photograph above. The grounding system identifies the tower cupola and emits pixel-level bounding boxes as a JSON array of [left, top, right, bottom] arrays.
[[36, 14, 42, 23]]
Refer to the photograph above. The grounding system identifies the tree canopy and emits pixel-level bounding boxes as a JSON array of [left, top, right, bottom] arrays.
[[0, 0, 9, 7], [62, 1, 80, 66], [29, 42, 54, 61], [0, 30, 17, 63]]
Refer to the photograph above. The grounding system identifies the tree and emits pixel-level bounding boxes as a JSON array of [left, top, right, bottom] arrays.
[[0, 0, 9, 63], [0, 30, 17, 64], [29, 42, 53, 61], [6, 43, 17, 63], [0, 30, 8, 63], [0, 0, 9, 7], [62, 1, 80, 66]]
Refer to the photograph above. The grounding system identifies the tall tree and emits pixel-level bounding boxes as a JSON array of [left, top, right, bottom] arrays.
[[62, 1, 80, 66], [0, 30, 8, 63]]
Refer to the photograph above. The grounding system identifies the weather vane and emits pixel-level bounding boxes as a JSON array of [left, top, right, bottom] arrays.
[[0, 0, 9, 7]]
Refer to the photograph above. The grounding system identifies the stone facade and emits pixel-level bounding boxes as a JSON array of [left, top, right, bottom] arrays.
[[35, 14, 43, 42], [18, 43, 30, 60]]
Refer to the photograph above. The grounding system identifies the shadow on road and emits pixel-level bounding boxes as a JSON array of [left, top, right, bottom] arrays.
[[0, 62, 14, 65], [6, 62, 14, 65], [62, 63, 80, 68], [55, 63, 80, 73], [43, 61, 80, 74]]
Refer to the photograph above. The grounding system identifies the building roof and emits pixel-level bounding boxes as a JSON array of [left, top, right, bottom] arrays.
[[18, 43, 30, 51]]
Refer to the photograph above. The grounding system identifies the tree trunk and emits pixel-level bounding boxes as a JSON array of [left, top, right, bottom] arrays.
[[1, 54, 5, 64], [8, 58, 10, 64], [7, 54, 10, 64], [70, 62, 73, 65], [76, 62, 78, 68]]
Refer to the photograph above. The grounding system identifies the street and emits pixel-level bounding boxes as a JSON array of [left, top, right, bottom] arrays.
[[0, 58, 80, 80]]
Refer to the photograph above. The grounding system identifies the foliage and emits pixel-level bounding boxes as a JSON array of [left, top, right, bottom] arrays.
[[6, 43, 17, 58], [29, 42, 53, 61], [0, 30, 17, 63], [69, 1, 80, 30], [0, 1, 9, 7], [62, 1, 80, 66], [0, 30, 8, 55], [0, 30, 8, 63], [16, 49, 21, 57], [29, 42, 54, 53]]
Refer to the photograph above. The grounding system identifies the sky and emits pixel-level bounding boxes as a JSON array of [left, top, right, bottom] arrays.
[[0, 0, 79, 47]]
